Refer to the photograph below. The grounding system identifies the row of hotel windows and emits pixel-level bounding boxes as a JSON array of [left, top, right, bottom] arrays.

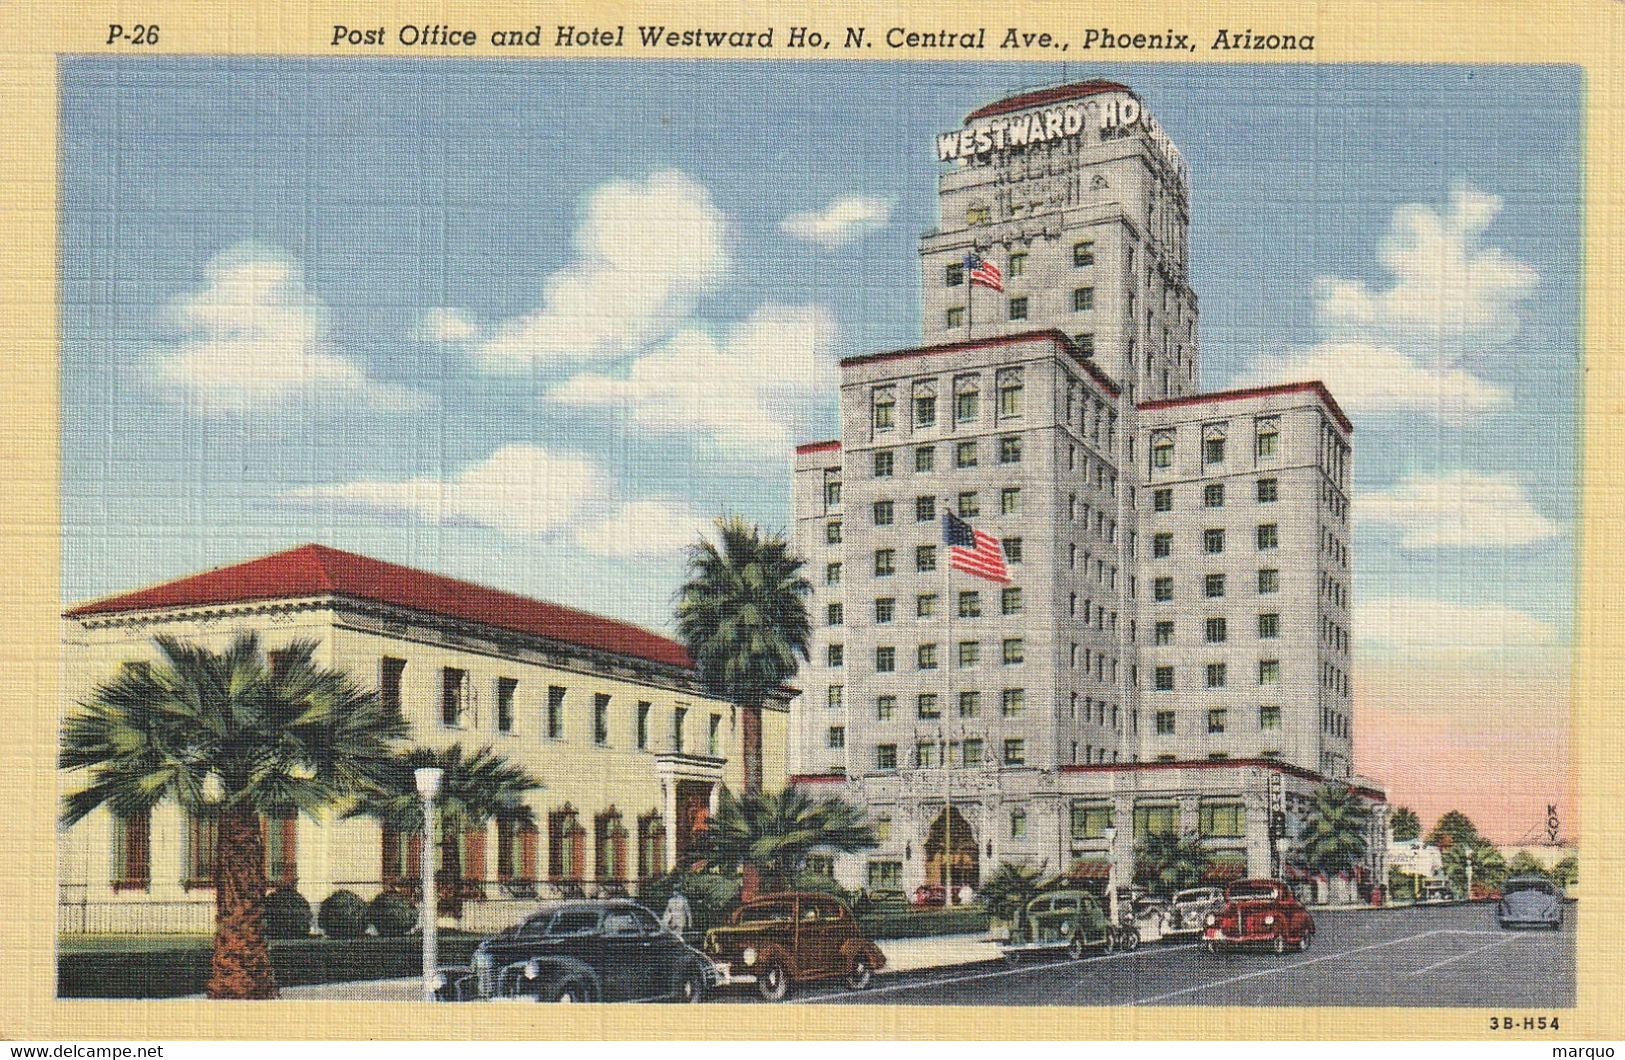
[[1153, 705, 1284, 734], [834, 640, 1029, 673], [1153, 569, 1284, 600], [1151, 660, 1285, 690], [1321, 617, 1350, 654], [1148, 478, 1280, 513], [108, 811, 298, 892], [873, 371, 1023, 432], [868, 738, 1026, 770], [822, 537, 1026, 585], [1321, 662, 1352, 697], [1322, 573, 1350, 609], [826, 587, 1025, 627], [942, 288, 1100, 329], [943, 239, 1100, 286], [1151, 525, 1282, 558], [1321, 708, 1350, 738], [827, 687, 1029, 719], [383, 659, 723, 756], [1149, 419, 1280, 471], [1321, 526, 1350, 569], [1150, 614, 1284, 648]]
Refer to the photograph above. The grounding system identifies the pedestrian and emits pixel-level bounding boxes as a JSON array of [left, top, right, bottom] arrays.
[[662, 886, 694, 938]]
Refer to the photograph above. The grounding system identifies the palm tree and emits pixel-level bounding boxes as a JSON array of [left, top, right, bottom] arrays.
[[676, 516, 811, 794], [60, 634, 405, 999], [978, 860, 1054, 925], [1299, 785, 1373, 879], [1135, 831, 1213, 897], [1550, 853, 1579, 890], [346, 744, 542, 905], [1443, 841, 1508, 898], [1389, 806, 1422, 843], [691, 787, 875, 896], [1427, 810, 1484, 851]]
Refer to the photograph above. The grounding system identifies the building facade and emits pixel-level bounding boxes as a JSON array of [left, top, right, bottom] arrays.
[[789, 81, 1385, 900], [59, 544, 787, 934]]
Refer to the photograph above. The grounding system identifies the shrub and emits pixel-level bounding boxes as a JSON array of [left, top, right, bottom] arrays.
[[263, 888, 312, 939], [317, 890, 368, 939], [790, 870, 854, 904], [637, 870, 741, 935], [367, 891, 416, 937]]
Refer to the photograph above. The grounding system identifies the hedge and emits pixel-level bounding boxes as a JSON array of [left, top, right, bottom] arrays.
[[859, 905, 989, 940], [57, 933, 483, 999]]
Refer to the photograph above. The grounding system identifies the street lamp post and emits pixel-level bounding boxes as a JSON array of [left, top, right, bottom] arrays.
[[1462, 845, 1474, 903], [415, 766, 444, 1003], [1102, 824, 1119, 927]]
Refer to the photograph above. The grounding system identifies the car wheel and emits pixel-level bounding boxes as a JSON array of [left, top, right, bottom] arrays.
[[1273, 934, 1287, 956], [676, 964, 707, 1003], [544, 977, 591, 1003], [845, 957, 874, 991], [1002, 949, 1021, 966], [1067, 935, 1086, 961], [756, 962, 790, 1002], [1118, 927, 1140, 953], [1204, 940, 1220, 956], [1296, 933, 1311, 952]]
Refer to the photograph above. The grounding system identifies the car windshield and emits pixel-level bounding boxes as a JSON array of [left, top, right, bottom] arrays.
[[545, 908, 603, 936], [738, 901, 795, 924], [1227, 883, 1281, 901], [1503, 878, 1556, 896], [1175, 890, 1213, 903]]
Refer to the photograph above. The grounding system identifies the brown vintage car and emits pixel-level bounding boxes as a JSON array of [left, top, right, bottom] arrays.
[[703, 892, 886, 1001]]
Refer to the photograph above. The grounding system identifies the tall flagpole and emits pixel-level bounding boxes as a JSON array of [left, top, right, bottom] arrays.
[[942, 507, 954, 903], [965, 254, 974, 340]]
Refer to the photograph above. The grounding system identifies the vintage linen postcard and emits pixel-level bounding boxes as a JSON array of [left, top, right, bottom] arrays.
[[2, 0, 1622, 1045]]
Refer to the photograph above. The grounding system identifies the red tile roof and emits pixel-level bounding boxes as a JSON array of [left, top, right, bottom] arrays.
[[965, 80, 1132, 123], [1138, 381, 1353, 434], [64, 544, 694, 670], [840, 329, 1121, 396], [794, 440, 841, 455]]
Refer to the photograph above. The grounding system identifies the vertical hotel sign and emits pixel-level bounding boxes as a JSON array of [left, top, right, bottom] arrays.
[[936, 89, 1187, 185]]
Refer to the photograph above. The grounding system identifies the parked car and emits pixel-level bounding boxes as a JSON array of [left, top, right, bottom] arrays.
[[1166, 887, 1226, 935], [1001, 889, 1127, 961], [1418, 880, 1453, 903], [1497, 876, 1564, 930], [1118, 894, 1173, 945], [703, 892, 886, 1001], [911, 883, 975, 908], [433, 900, 714, 1003], [1201, 878, 1315, 955]]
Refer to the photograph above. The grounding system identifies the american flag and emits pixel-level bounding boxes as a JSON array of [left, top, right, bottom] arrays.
[[943, 511, 1011, 584], [966, 253, 1003, 292]]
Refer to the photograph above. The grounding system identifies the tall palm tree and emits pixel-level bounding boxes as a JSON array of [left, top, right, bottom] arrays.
[[1442, 841, 1508, 898], [978, 860, 1054, 924], [1299, 784, 1373, 879], [346, 744, 542, 900], [1134, 831, 1213, 897], [675, 516, 811, 794], [60, 634, 405, 999], [692, 787, 875, 895], [1389, 806, 1422, 843]]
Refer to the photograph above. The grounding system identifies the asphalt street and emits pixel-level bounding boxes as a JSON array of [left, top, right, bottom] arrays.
[[778, 902, 1574, 1008]]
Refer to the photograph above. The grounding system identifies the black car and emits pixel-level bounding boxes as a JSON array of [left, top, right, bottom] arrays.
[[434, 900, 714, 1003]]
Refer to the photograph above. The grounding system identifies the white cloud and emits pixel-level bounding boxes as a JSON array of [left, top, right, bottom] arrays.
[[1229, 341, 1509, 424], [156, 244, 428, 411], [283, 445, 611, 537], [1315, 184, 1539, 348], [416, 307, 479, 343], [546, 303, 839, 452], [1357, 597, 1558, 657], [1358, 470, 1562, 548], [475, 171, 729, 368], [780, 196, 893, 248], [577, 499, 711, 557]]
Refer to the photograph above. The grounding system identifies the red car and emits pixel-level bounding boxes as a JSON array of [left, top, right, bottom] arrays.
[[1202, 878, 1315, 955], [911, 884, 947, 908]]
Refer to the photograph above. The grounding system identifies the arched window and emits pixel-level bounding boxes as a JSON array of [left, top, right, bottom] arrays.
[[637, 812, 667, 880], [548, 805, 585, 882], [594, 807, 629, 883]]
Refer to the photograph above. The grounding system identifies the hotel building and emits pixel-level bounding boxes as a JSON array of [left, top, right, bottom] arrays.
[[790, 81, 1383, 899]]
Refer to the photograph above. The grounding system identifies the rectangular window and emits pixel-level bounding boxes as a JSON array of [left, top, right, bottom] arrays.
[[1258, 613, 1280, 638], [911, 445, 936, 475], [1258, 568, 1280, 594], [914, 741, 937, 768], [184, 809, 218, 886], [956, 440, 978, 468], [960, 738, 984, 767], [825, 480, 842, 508], [873, 500, 894, 526], [1257, 524, 1280, 550], [263, 813, 297, 887], [1256, 418, 1281, 458], [875, 647, 895, 673], [1206, 663, 1227, 688], [999, 436, 1022, 464], [1134, 804, 1179, 838], [1153, 576, 1174, 602], [1003, 538, 1023, 564], [1204, 529, 1225, 554], [946, 307, 965, 328], [1010, 809, 1028, 838], [916, 545, 937, 572], [1153, 533, 1172, 558], [826, 521, 842, 544], [1154, 666, 1174, 691], [1205, 483, 1225, 508], [672, 706, 687, 753], [593, 693, 610, 746], [1153, 488, 1173, 512], [827, 644, 844, 667], [1259, 660, 1281, 685], [827, 726, 845, 750], [1260, 705, 1282, 730], [1208, 708, 1227, 734], [496, 677, 517, 734], [1205, 436, 1226, 464], [1073, 240, 1095, 267], [1155, 620, 1174, 645], [915, 496, 935, 522], [1155, 711, 1176, 735], [637, 701, 651, 750], [1009, 251, 1027, 276], [441, 667, 467, 728], [1003, 738, 1026, 765], [874, 392, 896, 431], [945, 262, 964, 286], [1071, 803, 1114, 840], [956, 389, 979, 422], [547, 686, 566, 739], [380, 657, 406, 716], [1008, 296, 1028, 321], [1072, 287, 1095, 312], [914, 393, 936, 427], [1001, 688, 1025, 717], [1002, 639, 1024, 665], [1205, 574, 1226, 598], [917, 644, 939, 670], [1205, 617, 1227, 644], [1000, 487, 1021, 515], [826, 562, 842, 586], [709, 713, 722, 757], [998, 376, 1023, 418], [1150, 433, 1173, 470], [868, 860, 902, 889], [917, 593, 938, 618], [828, 603, 844, 626], [958, 691, 980, 718], [1001, 587, 1023, 615], [1257, 478, 1279, 503], [874, 549, 896, 576], [917, 693, 940, 719], [873, 449, 894, 477], [875, 597, 895, 623], [1200, 802, 1247, 838], [958, 591, 982, 618]]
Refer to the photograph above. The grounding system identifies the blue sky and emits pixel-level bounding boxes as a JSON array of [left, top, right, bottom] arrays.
[[61, 59, 1581, 658]]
